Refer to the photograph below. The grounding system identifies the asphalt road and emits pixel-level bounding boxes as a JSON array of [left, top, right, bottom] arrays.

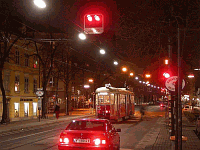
[[0, 105, 165, 150]]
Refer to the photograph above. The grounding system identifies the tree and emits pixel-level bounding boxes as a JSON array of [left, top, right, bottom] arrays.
[[33, 33, 66, 118], [0, 1, 25, 124]]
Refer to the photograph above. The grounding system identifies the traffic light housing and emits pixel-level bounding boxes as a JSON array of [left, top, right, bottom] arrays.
[[84, 14, 104, 34]]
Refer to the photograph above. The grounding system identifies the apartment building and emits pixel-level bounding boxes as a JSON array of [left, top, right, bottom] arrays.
[[0, 37, 39, 121]]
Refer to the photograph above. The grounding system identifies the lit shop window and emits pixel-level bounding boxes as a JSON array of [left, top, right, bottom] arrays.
[[14, 103, 19, 117], [33, 103, 37, 116], [24, 102, 29, 117]]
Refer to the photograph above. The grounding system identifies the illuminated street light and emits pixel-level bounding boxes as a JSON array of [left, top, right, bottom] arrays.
[[88, 78, 94, 83], [188, 74, 194, 78], [135, 77, 138, 80], [100, 49, 105, 55], [130, 72, 134, 76], [34, 0, 46, 8], [122, 67, 127, 72], [145, 74, 151, 78], [79, 33, 86, 40], [84, 85, 90, 88], [113, 61, 118, 65], [165, 59, 169, 65]]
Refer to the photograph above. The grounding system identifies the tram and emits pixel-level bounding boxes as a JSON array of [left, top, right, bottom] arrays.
[[95, 85, 135, 121]]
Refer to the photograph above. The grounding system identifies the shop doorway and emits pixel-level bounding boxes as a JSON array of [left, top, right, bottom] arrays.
[[24, 103, 29, 117], [33, 103, 37, 116]]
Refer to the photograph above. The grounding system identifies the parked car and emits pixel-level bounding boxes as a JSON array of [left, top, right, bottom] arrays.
[[196, 116, 200, 136], [58, 118, 121, 150]]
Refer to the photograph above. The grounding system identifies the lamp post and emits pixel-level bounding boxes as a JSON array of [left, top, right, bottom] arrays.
[[88, 78, 95, 114]]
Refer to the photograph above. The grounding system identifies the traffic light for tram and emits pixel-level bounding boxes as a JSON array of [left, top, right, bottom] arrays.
[[163, 72, 170, 78], [84, 14, 104, 34]]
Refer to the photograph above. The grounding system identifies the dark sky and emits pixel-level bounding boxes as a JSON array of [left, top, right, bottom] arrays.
[[1, 0, 200, 87]]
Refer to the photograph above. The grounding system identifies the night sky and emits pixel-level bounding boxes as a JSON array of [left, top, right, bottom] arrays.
[[1, 0, 200, 88]]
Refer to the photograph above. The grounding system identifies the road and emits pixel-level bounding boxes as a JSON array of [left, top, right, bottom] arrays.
[[0, 105, 165, 150]]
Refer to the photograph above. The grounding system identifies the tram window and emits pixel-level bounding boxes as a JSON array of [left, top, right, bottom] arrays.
[[104, 95, 110, 104], [110, 94, 114, 104], [98, 95, 110, 104], [120, 94, 125, 104], [131, 95, 134, 103]]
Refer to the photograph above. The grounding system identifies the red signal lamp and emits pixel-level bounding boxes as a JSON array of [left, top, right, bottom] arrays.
[[84, 14, 104, 34]]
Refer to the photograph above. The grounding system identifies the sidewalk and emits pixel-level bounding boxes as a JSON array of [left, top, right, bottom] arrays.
[[134, 115, 200, 150], [0, 108, 94, 134]]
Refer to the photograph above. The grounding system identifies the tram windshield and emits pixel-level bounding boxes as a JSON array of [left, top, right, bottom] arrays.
[[97, 95, 110, 104]]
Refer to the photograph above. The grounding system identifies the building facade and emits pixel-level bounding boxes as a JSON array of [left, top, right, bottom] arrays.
[[0, 37, 39, 121]]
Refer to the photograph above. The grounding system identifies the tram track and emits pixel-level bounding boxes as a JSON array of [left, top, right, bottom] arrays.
[[0, 127, 62, 150]]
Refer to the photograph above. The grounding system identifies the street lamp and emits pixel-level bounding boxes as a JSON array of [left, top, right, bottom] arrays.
[[122, 67, 127, 72], [78, 33, 86, 40], [100, 49, 106, 55], [130, 72, 134, 77], [34, 0, 46, 8], [113, 61, 118, 65]]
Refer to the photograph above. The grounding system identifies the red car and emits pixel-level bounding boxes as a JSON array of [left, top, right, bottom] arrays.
[[58, 118, 121, 150]]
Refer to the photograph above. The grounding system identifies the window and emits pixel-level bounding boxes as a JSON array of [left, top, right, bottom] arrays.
[[24, 53, 29, 66], [15, 49, 20, 65], [4, 72, 10, 92], [49, 77, 54, 87], [24, 77, 29, 93], [33, 55, 38, 68], [33, 78, 37, 93], [15, 75, 20, 92], [14, 103, 19, 117], [67, 121, 105, 131]]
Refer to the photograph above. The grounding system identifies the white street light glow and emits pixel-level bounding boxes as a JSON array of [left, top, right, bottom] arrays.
[[135, 77, 138, 80], [88, 79, 94, 83], [114, 61, 118, 65], [34, 0, 46, 8], [84, 85, 90, 88], [79, 33, 86, 40], [130, 72, 134, 76], [188, 74, 194, 78], [100, 49, 105, 54], [122, 67, 127, 72]]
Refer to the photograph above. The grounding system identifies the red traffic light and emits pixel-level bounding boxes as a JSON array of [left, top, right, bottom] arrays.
[[163, 72, 170, 78], [84, 14, 104, 34]]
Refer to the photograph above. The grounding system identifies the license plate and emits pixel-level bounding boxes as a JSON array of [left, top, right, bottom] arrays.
[[73, 139, 90, 143]]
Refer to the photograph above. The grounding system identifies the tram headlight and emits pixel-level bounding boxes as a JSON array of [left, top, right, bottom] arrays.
[[105, 110, 110, 113]]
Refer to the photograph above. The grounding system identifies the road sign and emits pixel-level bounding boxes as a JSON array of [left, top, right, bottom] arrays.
[[36, 90, 44, 97], [165, 76, 185, 91]]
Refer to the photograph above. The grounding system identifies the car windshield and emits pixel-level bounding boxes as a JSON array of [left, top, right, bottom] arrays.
[[66, 120, 105, 131], [185, 106, 189, 108]]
